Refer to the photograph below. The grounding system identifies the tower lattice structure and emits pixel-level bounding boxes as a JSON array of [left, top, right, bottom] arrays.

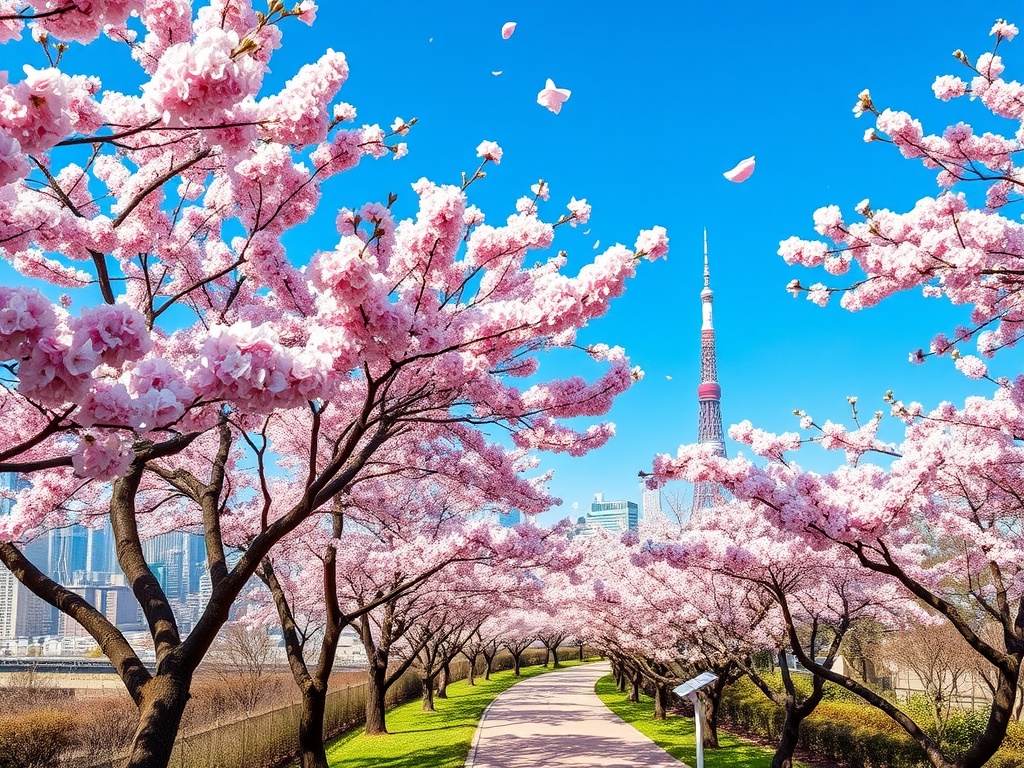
[[691, 230, 727, 514]]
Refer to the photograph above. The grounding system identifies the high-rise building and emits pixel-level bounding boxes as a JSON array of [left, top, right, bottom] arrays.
[[641, 483, 663, 522], [188, 533, 206, 593], [48, 525, 88, 583], [575, 493, 639, 537], [0, 473, 56, 639], [692, 231, 728, 514], [85, 519, 116, 579]]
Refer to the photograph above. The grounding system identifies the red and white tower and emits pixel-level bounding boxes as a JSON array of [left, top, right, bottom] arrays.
[[691, 230, 727, 514]]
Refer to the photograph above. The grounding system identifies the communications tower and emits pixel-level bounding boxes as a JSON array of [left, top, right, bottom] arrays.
[[691, 230, 727, 514]]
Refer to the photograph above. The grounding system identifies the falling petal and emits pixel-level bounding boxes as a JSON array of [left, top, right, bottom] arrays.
[[583, 229, 591, 235], [666, 375, 673, 381], [492, 70, 503, 76], [428, 37, 433, 42], [502, 21, 517, 39], [537, 78, 571, 114], [723, 156, 756, 183], [593, 240, 600, 249]]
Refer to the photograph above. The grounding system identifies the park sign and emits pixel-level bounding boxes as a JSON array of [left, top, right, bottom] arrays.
[[673, 671, 719, 698], [673, 672, 719, 768]]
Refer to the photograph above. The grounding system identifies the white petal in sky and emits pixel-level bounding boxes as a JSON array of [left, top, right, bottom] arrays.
[[593, 240, 600, 249], [537, 78, 571, 114], [666, 375, 673, 380], [723, 156, 756, 182], [492, 70, 502, 76], [502, 21, 517, 39]]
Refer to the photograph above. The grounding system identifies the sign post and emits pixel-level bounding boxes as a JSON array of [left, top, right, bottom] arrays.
[[673, 672, 719, 768]]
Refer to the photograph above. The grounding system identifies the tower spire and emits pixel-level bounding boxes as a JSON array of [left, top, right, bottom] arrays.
[[692, 231, 727, 515], [703, 228, 710, 288]]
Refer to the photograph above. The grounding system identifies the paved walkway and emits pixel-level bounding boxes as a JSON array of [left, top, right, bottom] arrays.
[[466, 662, 685, 768]]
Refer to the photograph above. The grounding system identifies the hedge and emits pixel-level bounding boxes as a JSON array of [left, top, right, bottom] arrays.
[[719, 676, 1024, 768]]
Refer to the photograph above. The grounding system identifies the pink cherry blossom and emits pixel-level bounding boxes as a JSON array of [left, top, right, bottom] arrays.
[[0, 129, 27, 186], [69, 304, 152, 370], [0, 66, 73, 153], [0, 286, 57, 360], [29, 0, 141, 44], [537, 78, 571, 114], [566, 197, 591, 226], [476, 139, 503, 164], [71, 432, 133, 480], [954, 354, 988, 379], [722, 155, 756, 182], [991, 18, 1019, 40], [634, 226, 669, 261], [297, 1, 317, 25], [18, 333, 90, 405], [501, 21, 516, 39], [144, 27, 264, 125], [932, 74, 968, 101]]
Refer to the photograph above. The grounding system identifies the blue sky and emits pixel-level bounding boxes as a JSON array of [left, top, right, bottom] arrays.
[[289, 1, 1022, 522], [7, 1, 1024, 523]]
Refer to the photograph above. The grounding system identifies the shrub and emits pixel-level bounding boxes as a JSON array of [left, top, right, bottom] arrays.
[[721, 677, 1024, 768], [0, 710, 77, 768]]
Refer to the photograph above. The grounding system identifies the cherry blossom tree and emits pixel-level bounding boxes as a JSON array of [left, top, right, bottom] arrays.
[[653, 18, 1024, 768], [639, 502, 913, 768], [0, 2, 667, 766], [247, 431, 553, 768]]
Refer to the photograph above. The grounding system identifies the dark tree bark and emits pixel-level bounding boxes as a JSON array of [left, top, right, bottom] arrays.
[[421, 676, 436, 712], [465, 651, 479, 686], [298, 686, 329, 768], [436, 662, 451, 699], [482, 645, 497, 680], [653, 682, 669, 720], [126, 671, 192, 768], [365, 662, 388, 736], [628, 666, 642, 703]]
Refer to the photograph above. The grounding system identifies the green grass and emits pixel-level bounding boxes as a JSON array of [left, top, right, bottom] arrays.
[[594, 675, 786, 768], [325, 660, 589, 768]]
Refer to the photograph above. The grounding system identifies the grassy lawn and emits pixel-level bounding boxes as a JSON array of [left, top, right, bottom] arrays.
[[325, 660, 588, 768], [594, 675, 787, 768]]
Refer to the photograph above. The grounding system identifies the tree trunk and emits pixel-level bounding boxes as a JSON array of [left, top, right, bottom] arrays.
[[551, 643, 561, 668], [653, 683, 669, 720], [365, 664, 388, 735], [437, 663, 450, 699], [771, 704, 803, 768], [483, 652, 494, 680], [628, 669, 641, 703], [513, 653, 522, 676], [298, 685, 329, 768], [579, 643, 584, 662], [422, 677, 436, 712], [125, 673, 192, 768], [467, 654, 477, 686], [543, 646, 551, 667], [702, 686, 721, 748]]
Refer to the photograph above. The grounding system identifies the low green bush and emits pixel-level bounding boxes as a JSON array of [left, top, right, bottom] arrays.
[[721, 676, 1024, 768]]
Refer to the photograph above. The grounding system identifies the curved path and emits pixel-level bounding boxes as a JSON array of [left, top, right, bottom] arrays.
[[465, 661, 685, 768]]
